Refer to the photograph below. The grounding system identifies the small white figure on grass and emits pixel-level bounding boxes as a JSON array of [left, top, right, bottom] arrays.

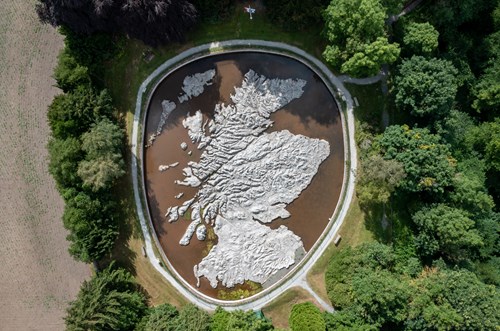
[[244, 5, 256, 20]]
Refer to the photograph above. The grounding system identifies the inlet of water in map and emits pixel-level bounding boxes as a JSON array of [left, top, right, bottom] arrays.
[[143, 52, 344, 298]]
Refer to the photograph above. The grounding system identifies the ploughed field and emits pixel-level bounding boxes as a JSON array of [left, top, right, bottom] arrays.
[[143, 52, 344, 299], [0, 1, 89, 330]]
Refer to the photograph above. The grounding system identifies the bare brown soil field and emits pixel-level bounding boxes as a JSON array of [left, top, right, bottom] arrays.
[[0, 1, 90, 330]]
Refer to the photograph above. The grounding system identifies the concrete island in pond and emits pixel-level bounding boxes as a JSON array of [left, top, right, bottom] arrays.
[[142, 52, 344, 300]]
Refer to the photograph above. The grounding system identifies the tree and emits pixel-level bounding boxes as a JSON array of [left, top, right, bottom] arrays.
[[472, 61, 500, 114], [324, 309, 377, 331], [47, 85, 113, 139], [436, 109, 475, 154], [59, 26, 121, 82], [139, 303, 179, 331], [378, 125, 456, 194], [466, 118, 500, 172], [475, 212, 499, 261], [53, 49, 90, 93], [174, 304, 211, 331], [406, 268, 500, 331], [211, 307, 274, 331], [36, 0, 198, 46], [191, 0, 234, 23], [357, 154, 405, 205], [450, 171, 494, 217], [289, 302, 326, 331], [326, 243, 396, 308], [323, 0, 400, 77], [78, 118, 125, 191], [264, 0, 329, 31], [325, 243, 411, 328], [340, 37, 400, 77], [402, 22, 439, 56], [394, 56, 458, 118], [63, 191, 118, 262], [412, 204, 483, 260], [351, 269, 410, 325], [47, 137, 82, 192], [65, 264, 147, 331]]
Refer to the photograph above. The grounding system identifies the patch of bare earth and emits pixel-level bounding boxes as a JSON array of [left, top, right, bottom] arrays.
[[0, 1, 89, 330]]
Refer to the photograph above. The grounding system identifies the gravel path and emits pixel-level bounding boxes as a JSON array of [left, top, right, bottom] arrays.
[[131, 40, 358, 311]]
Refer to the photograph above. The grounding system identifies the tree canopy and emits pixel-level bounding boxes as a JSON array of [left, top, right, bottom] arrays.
[[394, 56, 458, 118], [377, 125, 456, 194], [65, 264, 147, 331], [47, 85, 113, 139], [323, 0, 400, 77], [211, 307, 274, 331], [264, 0, 330, 31], [406, 268, 499, 331], [62, 190, 118, 262], [289, 302, 326, 331], [402, 22, 439, 56], [47, 137, 82, 192], [36, 0, 198, 46], [78, 118, 125, 191], [357, 154, 406, 205], [412, 204, 483, 261]]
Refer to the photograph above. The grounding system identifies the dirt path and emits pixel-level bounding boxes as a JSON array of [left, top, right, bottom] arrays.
[[0, 1, 89, 330]]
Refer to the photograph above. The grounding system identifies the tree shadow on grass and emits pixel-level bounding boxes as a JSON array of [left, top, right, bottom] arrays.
[[99, 152, 142, 276], [358, 199, 391, 244]]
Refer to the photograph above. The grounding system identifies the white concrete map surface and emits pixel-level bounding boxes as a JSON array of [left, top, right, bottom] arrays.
[[160, 69, 330, 289]]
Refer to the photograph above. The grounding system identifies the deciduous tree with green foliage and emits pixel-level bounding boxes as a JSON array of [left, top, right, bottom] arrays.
[[136, 303, 179, 331], [264, 0, 329, 31], [323, 0, 400, 77], [65, 264, 147, 331], [466, 118, 500, 172], [357, 154, 405, 205], [78, 118, 125, 191], [47, 137, 82, 192], [211, 307, 274, 331], [53, 49, 90, 93], [402, 22, 439, 56], [412, 204, 483, 261], [394, 56, 458, 118], [326, 243, 397, 308], [47, 85, 113, 139], [174, 304, 211, 331], [62, 190, 118, 262], [289, 302, 325, 331], [378, 125, 456, 194], [406, 268, 500, 331]]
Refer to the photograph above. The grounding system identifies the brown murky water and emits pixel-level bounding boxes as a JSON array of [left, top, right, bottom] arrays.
[[143, 52, 344, 299]]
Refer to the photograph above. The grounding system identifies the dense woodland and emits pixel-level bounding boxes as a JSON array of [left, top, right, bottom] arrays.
[[39, 0, 499, 330]]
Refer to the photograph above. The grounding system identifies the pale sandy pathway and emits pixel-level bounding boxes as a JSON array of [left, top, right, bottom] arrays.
[[0, 1, 89, 330]]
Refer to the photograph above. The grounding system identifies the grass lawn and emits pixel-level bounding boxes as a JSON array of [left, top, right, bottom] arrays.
[[262, 287, 321, 329]]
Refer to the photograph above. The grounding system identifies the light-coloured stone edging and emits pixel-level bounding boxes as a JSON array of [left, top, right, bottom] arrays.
[[131, 40, 358, 311]]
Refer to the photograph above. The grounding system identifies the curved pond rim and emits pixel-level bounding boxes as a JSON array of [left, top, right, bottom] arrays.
[[134, 42, 353, 307]]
